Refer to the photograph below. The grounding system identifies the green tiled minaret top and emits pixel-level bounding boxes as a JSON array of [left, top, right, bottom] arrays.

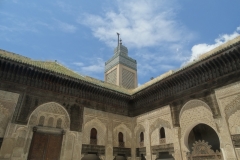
[[105, 38, 137, 73]]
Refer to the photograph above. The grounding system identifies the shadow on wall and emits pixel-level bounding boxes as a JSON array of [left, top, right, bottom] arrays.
[[82, 154, 100, 160], [188, 123, 220, 152]]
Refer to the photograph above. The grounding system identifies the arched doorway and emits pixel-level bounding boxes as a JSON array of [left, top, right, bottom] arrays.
[[187, 123, 222, 159]]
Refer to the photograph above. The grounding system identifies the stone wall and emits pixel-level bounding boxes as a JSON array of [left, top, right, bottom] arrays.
[[0, 90, 19, 138]]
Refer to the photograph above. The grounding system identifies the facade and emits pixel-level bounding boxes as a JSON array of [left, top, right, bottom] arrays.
[[0, 36, 239, 160]]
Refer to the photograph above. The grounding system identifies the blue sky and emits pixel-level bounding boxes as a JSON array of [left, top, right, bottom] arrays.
[[0, 0, 240, 85]]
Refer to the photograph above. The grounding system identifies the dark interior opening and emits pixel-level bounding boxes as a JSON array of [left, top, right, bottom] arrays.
[[118, 132, 124, 142], [160, 127, 165, 138], [188, 123, 220, 152], [0, 137, 3, 149], [90, 128, 97, 139], [140, 132, 144, 142]]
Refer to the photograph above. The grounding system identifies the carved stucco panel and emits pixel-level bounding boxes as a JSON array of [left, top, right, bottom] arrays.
[[228, 110, 240, 135], [28, 102, 70, 129], [113, 123, 132, 148], [82, 118, 107, 145], [180, 100, 216, 138]]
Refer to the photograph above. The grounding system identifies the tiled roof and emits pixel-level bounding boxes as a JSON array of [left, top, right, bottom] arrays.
[[0, 49, 131, 94], [1, 35, 240, 95]]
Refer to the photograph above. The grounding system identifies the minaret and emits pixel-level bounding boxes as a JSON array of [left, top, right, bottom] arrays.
[[105, 33, 138, 89]]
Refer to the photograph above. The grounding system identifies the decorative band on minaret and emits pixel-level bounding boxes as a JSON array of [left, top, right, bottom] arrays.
[[104, 33, 138, 89]]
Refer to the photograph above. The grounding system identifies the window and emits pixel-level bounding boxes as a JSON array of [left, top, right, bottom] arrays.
[[38, 116, 45, 126], [118, 132, 124, 147], [118, 132, 123, 142], [160, 127, 165, 138], [140, 132, 144, 142], [90, 128, 97, 145]]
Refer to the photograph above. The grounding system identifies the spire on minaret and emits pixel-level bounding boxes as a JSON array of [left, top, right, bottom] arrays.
[[117, 32, 120, 46]]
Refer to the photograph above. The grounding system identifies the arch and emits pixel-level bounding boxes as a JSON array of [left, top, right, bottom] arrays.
[[56, 118, 62, 128], [113, 123, 132, 148], [83, 118, 107, 145], [179, 99, 212, 120], [28, 102, 70, 129], [47, 117, 54, 127], [134, 124, 145, 136], [225, 95, 240, 120], [38, 116, 45, 126], [160, 127, 165, 139], [149, 118, 171, 135], [182, 121, 220, 152]]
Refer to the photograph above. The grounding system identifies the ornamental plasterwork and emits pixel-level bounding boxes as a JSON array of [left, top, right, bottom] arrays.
[[180, 103, 217, 137], [113, 123, 132, 148], [136, 105, 171, 123], [149, 118, 171, 135], [28, 102, 70, 129], [215, 81, 240, 98], [179, 100, 212, 120], [0, 90, 19, 104], [84, 108, 132, 123], [224, 95, 240, 120], [82, 118, 107, 145], [228, 110, 240, 135]]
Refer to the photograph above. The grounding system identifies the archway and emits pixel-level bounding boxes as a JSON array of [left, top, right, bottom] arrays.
[[187, 124, 222, 159], [188, 124, 220, 152]]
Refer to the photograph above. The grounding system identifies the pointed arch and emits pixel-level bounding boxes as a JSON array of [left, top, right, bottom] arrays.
[[149, 118, 171, 135], [179, 99, 212, 120], [28, 102, 70, 129]]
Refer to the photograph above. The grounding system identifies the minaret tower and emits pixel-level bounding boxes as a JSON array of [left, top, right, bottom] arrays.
[[105, 33, 138, 89]]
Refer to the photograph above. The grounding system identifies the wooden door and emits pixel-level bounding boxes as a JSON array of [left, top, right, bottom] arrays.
[[28, 132, 63, 160]]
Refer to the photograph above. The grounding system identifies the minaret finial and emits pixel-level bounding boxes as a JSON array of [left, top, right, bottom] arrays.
[[117, 32, 120, 46]]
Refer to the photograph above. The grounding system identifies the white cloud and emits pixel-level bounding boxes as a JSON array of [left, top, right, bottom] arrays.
[[73, 58, 104, 75], [80, 0, 190, 48], [237, 26, 240, 31], [185, 27, 240, 64]]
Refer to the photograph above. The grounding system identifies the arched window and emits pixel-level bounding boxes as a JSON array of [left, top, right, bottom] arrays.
[[38, 116, 45, 126], [118, 132, 124, 142], [140, 132, 144, 142], [118, 132, 124, 147], [90, 128, 97, 145], [56, 118, 62, 128], [47, 117, 54, 127], [160, 127, 165, 138]]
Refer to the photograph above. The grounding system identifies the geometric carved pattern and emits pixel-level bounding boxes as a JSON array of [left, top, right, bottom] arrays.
[[106, 68, 117, 85], [28, 102, 70, 129], [225, 95, 240, 120], [228, 110, 240, 135], [122, 68, 135, 89], [179, 100, 212, 120], [83, 118, 107, 146], [187, 140, 222, 160], [180, 100, 216, 138], [113, 123, 132, 148]]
